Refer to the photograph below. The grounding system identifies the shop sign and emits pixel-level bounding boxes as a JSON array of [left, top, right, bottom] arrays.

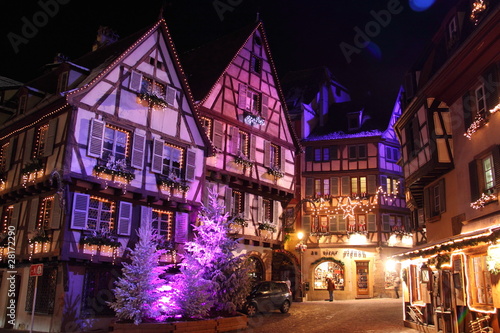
[[343, 249, 367, 258]]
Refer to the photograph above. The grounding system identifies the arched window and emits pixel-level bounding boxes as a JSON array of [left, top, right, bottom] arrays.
[[314, 261, 345, 290], [248, 256, 264, 286]]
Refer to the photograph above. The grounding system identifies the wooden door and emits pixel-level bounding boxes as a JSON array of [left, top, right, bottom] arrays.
[[356, 261, 370, 297]]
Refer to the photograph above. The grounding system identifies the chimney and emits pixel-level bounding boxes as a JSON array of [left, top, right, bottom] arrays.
[[92, 26, 119, 51]]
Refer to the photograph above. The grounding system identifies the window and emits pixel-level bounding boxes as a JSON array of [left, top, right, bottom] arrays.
[[81, 267, 116, 317], [161, 144, 182, 177], [0, 142, 9, 173], [313, 178, 330, 196], [251, 55, 262, 74], [313, 147, 331, 162], [25, 266, 57, 314], [34, 125, 49, 158], [323, 178, 330, 196], [482, 155, 495, 192], [231, 128, 249, 156], [1, 205, 14, 234], [102, 125, 128, 163], [129, 71, 176, 105], [329, 215, 346, 232], [232, 190, 243, 216], [39, 196, 54, 229], [238, 84, 268, 118], [469, 148, 499, 201], [263, 199, 271, 222], [152, 139, 196, 181], [470, 255, 493, 306], [57, 72, 68, 93], [347, 112, 361, 131], [88, 197, 114, 231], [475, 85, 487, 119], [385, 146, 399, 162], [447, 16, 458, 45], [349, 176, 367, 196], [265, 142, 283, 169], [141, 77, 165, 97], [424, 180, 445, 219], [200, 116, 212, 138], [406, 116, 421, 158], [314, 261, 345, 291], [348, 145, 367, 160], [152, 209, 173, 240]]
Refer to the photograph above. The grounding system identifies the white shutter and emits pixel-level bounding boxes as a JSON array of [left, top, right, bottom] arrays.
[[141, 206, 153, 228], [225, 187, 233, 215], [131, 129, 146, 169], [175, 212, 189, 243], [28, 197, 39, 232], [151, 138, 164, 173], [166, 86, 176, 106], [129, 71, 143, 92], [213, 120, 224, 150], [43, 118, 58, 157], [117, 201, 132, 236], [23, 128, 34, 164], [249, 134, 256, 161], [185, 149, 196, 181], [238, 84, 248, 109], [244, 192, 251, 220], [280, 146, 286, 170], [257, 196, 263, 222], [231, 126, 240, 154], [264, 141, 271, 166], [273, 200, 280, 225], [50, 195, 62, 229], [71, 193, 89, 230], [87, 118, 105, 158], [203, 183, 215, 207]]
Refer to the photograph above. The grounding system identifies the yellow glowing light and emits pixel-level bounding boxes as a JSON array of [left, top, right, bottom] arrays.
[[348, 233, 367, 245], [297, 231, 304, 241], [385, 259, 397, 272]]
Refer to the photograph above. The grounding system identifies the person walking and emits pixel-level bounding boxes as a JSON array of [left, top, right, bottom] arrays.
[[326, 275, 335, 301], [394, 276, 401, 299]]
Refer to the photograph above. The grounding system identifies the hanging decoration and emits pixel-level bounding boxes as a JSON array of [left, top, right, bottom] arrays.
[[266, 165, 284, 178], [21, 158, 44, 187], [470, 192, 498, 209], [470, 0, 488, 25]]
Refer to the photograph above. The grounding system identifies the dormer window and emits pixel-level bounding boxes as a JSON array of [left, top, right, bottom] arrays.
[[254, 35, 262, 46], [57, 72, 68, 93], [448, 17, 457, 40], [129, 71, 176, 106], [347, 112, 361, 131], [251, 55, 262, 74]]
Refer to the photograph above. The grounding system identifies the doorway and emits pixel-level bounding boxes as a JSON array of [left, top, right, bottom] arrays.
[[356, 261, 370, 298]]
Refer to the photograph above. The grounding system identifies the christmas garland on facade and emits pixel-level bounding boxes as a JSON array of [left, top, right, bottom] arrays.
[[311, 257, 345, 267]]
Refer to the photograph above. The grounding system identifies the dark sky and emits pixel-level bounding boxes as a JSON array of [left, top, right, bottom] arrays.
[[0, 0, 455, 111]]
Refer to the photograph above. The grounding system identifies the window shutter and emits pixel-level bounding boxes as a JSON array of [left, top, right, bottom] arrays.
[[185, 148, 196, 181], [280, 147, 286, 170], [482, 64, 499, 112], [203, 183, 215, 207], [238, 84, 248, 109], [367, 175, 377, 194], [141, 206, 152, 227], [50, 195, 61, 229], [273, 200, 280, 225], [305, 147, 314, 161], [175, 212, 189, 243], [71, 193, 89, 230], [423, 188, 431, 220], [87, 118, 105, 158], [367, 214, 376, 232], [261, 94, 269, 119], [225, 187, 233, 215], [28, 197, 39, 232], [257, 196, 263, 222], [338, 215, 346, 231], [264, 141, 271, 166], [231, 126, 240, 154], [10, 203, 20, 228], [493, 146, 500, 190], [166, 86, 176, 106], [131, 129, 146, 169], [382, 214, 390, 232], [341, 176, 350, 196], [249, 134, 256, 161], [5, 137, 15, 171], [305, 178, 314, 197], [244, 192, 251, 220], [129, 71, 142, 92], [151, 138, 164, 174], [57, 72, 68, 93], [329, 216, 338, 232], [462, 92, 474, 131], [330, 177, 339, 196], [439, 179, 446, 213], [213, 120, 224, 150], [468, 160, 480, 201], [23, 128, 34, 164], [43, 118, 58, 157], [330, 145, 338, 160], [117, 201, 132, 236], [302, 216, 311, 233]]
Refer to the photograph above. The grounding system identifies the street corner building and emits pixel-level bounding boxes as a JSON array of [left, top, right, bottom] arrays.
[[393, 0, 500, 332]]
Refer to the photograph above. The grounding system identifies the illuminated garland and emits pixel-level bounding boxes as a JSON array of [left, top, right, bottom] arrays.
[[258, 221, 277, 232], [486, 255, 500, 275], [81, 230, 121, 248], [244, 113, 265, 126], [470, 192, 498, 209], [470, 0, 487, 25], [234, 154, 254, 168], [94, 164, 135, 181], [464, 114, 486, 139], [311, 257, 345, 267], [489, 103, 500, 114], [230, 215, 248, 227], [266, 165, 284, 178], [138, 92, 169, 109], [428, 253, 450, 269]]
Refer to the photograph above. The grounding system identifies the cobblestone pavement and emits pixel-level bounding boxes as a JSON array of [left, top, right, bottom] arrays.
[[235, 298, 418, 333]]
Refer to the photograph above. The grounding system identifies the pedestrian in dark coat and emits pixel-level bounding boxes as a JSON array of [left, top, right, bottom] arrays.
[[326, 275, 335, 301]]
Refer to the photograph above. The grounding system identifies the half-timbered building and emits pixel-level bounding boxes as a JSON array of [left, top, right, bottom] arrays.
[[393, 0, 500, 331], [180, 20, 301, 290], [0, 20, 208, 332], [282, 67, 412, 300]]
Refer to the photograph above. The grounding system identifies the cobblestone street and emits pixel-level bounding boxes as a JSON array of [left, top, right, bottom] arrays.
[[238, 298, 417, 333]]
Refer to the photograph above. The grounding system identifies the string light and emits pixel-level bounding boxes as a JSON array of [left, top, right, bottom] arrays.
[[470, 192, 497, 209], [470, 0, 487, 25]]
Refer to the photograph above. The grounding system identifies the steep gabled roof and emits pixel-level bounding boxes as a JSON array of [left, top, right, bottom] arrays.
[[179, 22, 257, 102]]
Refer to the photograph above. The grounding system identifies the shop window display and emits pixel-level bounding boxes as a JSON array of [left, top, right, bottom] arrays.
[[314, 261, 344, 290]]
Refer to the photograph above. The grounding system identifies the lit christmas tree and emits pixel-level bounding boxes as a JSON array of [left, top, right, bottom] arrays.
[[108, 222, 166, 324]]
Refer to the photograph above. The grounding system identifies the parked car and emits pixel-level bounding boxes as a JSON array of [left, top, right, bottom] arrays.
[[243, 281, 292, 316]]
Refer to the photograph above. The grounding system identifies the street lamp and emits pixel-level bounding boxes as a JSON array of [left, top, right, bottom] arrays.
[[295, 231, 307, 300]]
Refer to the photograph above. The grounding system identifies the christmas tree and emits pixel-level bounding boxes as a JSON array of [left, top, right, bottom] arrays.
[[172, 188, 251, 318], [108, 222, 166, 324]]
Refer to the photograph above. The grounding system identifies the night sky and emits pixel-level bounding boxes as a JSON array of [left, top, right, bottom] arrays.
[[0, 0, 455, 112]]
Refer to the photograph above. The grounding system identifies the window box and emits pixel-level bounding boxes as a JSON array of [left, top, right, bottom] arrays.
[[156, 174, 190, 193], [138, 91, 169, 109], [81, 230, 121, 249], [266, 165, 284, 179], [234, 154, 254, 168], [21, 158, 44, 186], [94, 158, 135, 183], [258, 221, 276, 232], [243, 112, 265, 126]]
